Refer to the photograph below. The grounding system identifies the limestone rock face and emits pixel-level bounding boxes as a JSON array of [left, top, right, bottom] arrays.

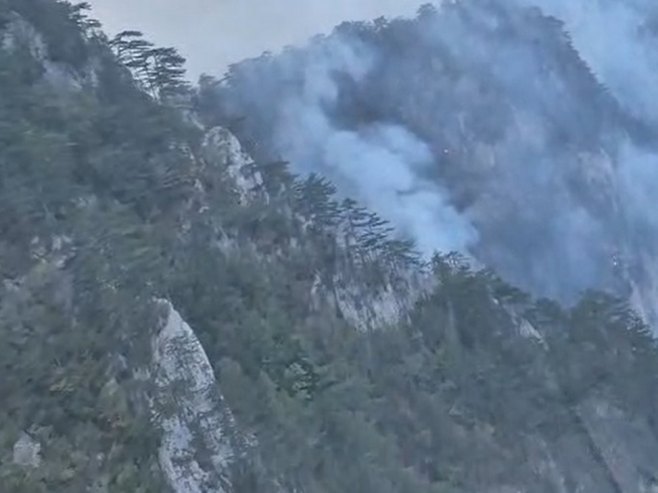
[[201, 127, 267, 205], [151, 300, 240, 493], [329, 270, 432, 331], [12, 432, 41, 469]]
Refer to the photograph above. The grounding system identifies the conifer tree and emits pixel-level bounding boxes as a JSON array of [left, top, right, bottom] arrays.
[[109, 30, 154, 87], [68, 2, 101, 34], [145, 46, 190, 100]]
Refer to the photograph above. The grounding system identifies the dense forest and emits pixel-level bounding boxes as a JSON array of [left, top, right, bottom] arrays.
[[2, 1, 658, 493]]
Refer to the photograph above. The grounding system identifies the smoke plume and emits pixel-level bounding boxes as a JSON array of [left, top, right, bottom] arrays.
[[263, 35, 477, 254], [216, 0, 658, 317]]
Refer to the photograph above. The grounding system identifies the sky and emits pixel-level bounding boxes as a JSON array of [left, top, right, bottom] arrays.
[[86, 0, 430, 80]]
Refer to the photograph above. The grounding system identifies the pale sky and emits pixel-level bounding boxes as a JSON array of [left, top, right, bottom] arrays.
[[86, 0, 430, 80]]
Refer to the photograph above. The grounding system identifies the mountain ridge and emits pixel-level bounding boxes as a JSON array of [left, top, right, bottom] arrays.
[[212, 0, 658, 327]]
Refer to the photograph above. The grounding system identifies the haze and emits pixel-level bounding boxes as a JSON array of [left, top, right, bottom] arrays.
[[86, 0, 430, 80]]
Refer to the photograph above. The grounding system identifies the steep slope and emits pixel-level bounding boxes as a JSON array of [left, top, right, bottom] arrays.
[[212, 0, 658, 326], [2, 2, 658, 493], [0, 2, 427, 489]]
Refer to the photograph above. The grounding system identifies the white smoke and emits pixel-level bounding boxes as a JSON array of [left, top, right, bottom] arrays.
[[271, 36, 477, 254], [90, 0, 658, 313], [215, 0, 658, 313], [516, 0, 658, 122], [618, 141, 658, 235]]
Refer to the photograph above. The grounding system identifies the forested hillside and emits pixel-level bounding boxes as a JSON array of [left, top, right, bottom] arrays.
[[214, 1, 658, 326], [2, 2, 658, 493]]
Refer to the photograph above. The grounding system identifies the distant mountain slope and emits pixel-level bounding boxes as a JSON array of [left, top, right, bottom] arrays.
[[213, 0, 658, 325]]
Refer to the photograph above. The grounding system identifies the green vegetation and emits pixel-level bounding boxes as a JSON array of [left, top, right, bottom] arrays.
[[0, 1, 193, 489], [1, 2, 657, 492]]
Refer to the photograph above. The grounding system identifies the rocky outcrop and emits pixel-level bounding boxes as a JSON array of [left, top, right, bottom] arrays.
[[201, 127, 268, 205], [328, 269, 431, 331], [201, 125, 426, 332], [12, 432, 41, 469], [150, 300, 241, 493]]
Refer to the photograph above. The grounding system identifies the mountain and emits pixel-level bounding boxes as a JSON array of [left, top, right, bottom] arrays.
[[2, 1, 658, 493], [212, 0, 658, 327]]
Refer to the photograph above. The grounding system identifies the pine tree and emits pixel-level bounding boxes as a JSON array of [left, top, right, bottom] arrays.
[[145, 46, 190, 100], [68, 2, 101, 35], [110, 32, 190, 101], [295, 173, 341, 228], [109, 30, 155, 87]]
